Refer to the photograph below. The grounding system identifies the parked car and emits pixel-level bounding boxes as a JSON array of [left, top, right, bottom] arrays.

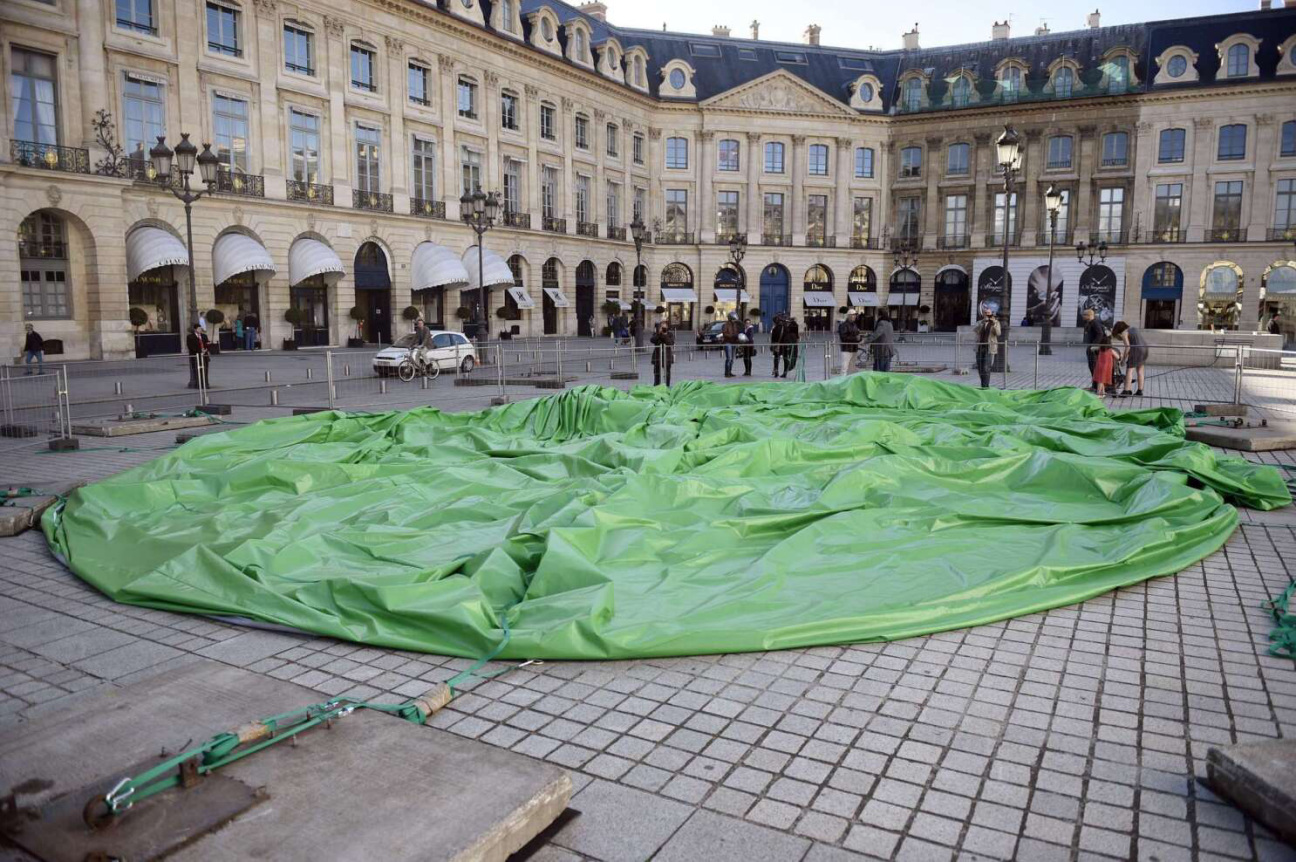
[[696, 321, 726, 349], [372, 331, 477, 376]]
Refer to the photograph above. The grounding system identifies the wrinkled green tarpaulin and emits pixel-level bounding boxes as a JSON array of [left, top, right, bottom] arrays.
[[44, 375, 1291, 660]]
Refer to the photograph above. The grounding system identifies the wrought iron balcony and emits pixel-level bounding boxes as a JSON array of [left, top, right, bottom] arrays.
[[1034, 230, 1072, 247], [1090, 228, 1129, 245], [1267, 227, 1296, 242], [10, 140, 90, 174], [411, 197, 446, 219], [1206, 227, 1244, 243], [577, 221, 599, 238], [353, 189, 394, 213], [543, 216, 567, 234], [287, 180, 334, 205], [503, 211, 530, 229], [655, 230, 694, 245], [890, 236, 923, 251], [938, 234, 970, 250], [985, 233, 1020, 248], [805, 234, 836, 248], [607, 225, 626, 241], [215, 169, 265, 197], [715, 231, 746, 246], [850, 236, 879, 250], [1138, 228, 1186, 244], [762, 233, 792, 246]]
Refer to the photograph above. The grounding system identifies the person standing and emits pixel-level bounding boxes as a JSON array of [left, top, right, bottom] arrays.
[[243, 311, 259, 350], [186, 323, 205, 389], [836, 313, 861, 375], [781, 315, 800, 378], [770, 313, 787, 377], [863, 311, 896, 373], [651, 321, 674, 386], [1111, 321, 1148, 397], [973, 307, 1001, 389], [1092, 334, 1117, 397], [233, 315, 244, 350], [740, 316, 755, 376], [22, 324, 44, 375], [721, 312, 740, 377], [1082, 308, 1105, 391]]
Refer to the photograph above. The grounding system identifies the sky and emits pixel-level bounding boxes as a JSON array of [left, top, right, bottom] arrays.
[[602, 0, 1267, 51]]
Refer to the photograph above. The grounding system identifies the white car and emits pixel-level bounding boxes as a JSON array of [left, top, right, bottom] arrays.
[[372, 331, 477, 376]]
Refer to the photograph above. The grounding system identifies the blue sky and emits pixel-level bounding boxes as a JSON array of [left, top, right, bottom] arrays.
[[607, 0, 1265, 51]]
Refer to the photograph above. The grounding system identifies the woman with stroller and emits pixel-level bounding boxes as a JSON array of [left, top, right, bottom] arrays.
[[1110, 321, 1147, 397]]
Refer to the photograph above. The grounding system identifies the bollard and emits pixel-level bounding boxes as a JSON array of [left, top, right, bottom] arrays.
[[124, 403, 133, 415], [344, 364, 350, 377], [270, 390, 279, 406], [265, 370, 272, 383], [380, 379, 387, 395], [587, 361, 591, 372], [421, 375, 429, 390], [306, 367, 313, 380], [114, 380, 123, 395]]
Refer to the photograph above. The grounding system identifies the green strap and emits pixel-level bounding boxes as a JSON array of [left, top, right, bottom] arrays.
[[1265, 577, 1296, 659], [445, 607, 514, 695]]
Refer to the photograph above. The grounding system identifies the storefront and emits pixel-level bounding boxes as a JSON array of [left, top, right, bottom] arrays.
[[661, 263, 696, 331], [1141, 262, 1182, 330], [411, 241, 468, 331], [1198, 262, 1244, 331], [211, 231, 273, 350], [759, 264, 790, 332], [712, 264, 749, 323], [802, 265, 834, 332], [888, 268, 921, 332], [288, 236, 344, 346], [847, 265, 878, 331], [125, 225, 188, 358], [542, 258, 566, 335], [933, 266, 970, 332], [1261, 262, 1296, 347]]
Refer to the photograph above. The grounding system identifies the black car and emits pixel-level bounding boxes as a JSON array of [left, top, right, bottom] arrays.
[[696, 321, 726, 349]]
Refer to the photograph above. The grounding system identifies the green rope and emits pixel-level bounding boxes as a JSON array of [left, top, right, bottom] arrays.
[[445, 607, 515, 695]]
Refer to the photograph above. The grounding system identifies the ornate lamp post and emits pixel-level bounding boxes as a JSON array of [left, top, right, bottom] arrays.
[[460, 187, 501, 340], [728, 231, 748, 327], [631, 218, 648, 347], [992, 125, 1022, 372], [1037, 184, 1063, 356], [149, 133, 220, 326], [891, 238, 919, 332], [1076, 238, 1108, 268]]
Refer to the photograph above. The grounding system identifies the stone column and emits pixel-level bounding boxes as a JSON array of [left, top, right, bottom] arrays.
[[746, 133, 761, 239], [561, 97, 574, 229], [594, 109, 608, 231], [438, 55, 459, 218], [322, 16, 351, 205], [834, 138, 853, 246], [880, 142, 895, 243], [1074, 125, 1098, 245], [648, 127, 662, 228], [1019, 130, 1042, 247], [254, 1, 285, 199], [969, 135, 989, 247], [483, 70, 500, 195], [387, 37, 408, 208], [75, 0, 108, 152], [1185, 118, 1215, 243], [1246, 114, 1275, 242], [923, 136, 943, 248], [698, 131, 714, 243], [1130, 121, 1156, 241], [791, 136, 806, 243], [525, 86, 542, 226]]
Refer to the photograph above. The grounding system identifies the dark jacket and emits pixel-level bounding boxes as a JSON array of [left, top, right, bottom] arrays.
[[770, 319, 787, 345], [186, 331, 204, 355], [650, 329, 674, 366], [24, 331, 43, 353], [863, 320, 895, 358], [244, 314, 259, 329], [837, 319, 861, 350], [1083, 318, 1105, 348], [780, 319, 799, 344], [721, 320, 740, 344]]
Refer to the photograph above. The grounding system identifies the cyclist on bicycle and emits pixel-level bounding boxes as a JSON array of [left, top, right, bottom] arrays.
[[412, 317, 432, 368]]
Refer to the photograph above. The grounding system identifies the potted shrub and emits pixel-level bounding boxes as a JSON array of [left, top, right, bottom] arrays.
[[748, 307, 762, 318], [601, 299, 621, 317], [347, 306, 365, 348], [283, 307, 304, 350], [705, 305, 716, 315], [204, 309, 226, 353], [402, 305, 421, 322], [654, 305, 666, 315], [129, 306, 148, 333]]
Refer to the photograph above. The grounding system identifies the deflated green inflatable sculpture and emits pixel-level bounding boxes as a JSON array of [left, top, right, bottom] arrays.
[[45, 375, 1290, 660]]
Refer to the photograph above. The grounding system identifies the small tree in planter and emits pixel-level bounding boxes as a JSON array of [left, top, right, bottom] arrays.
[[283, 307, 304, 349], [748, 307, 762, 319], [454, 306, 473, 321], [402, 305, 421, 322], [129, 306, 148, 333], [203, 309, 226, 352], [601, 300, 621, 318], [348, 306, 365, 347]]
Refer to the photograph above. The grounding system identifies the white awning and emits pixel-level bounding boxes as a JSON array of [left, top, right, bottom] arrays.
[[507, 286, 535, 309], [462, 246, 515, 291], [289, 237, 344, 286], [543, 287, 571, 307], [617, 300, 634, 310], [212, 232, 275, 286], [412, 242, 469, 291], [662, 287, 697, 303], [803, 291, 837, 307], [713, 289, 752, 304], [126, 226, 188, 282], [886, 293, 921, 306], [848, 291, 880, 307]]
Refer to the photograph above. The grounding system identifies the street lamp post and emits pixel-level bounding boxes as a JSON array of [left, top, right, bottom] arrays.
[[891, 239, 919, 333], [1038, 184, 1063, 356], [460, 187, 501, 341], [729, 232, 748, 328], [631, 218, 647, 347], [992, 125, 1022, 372], [149, 133, 220, 327], [1075, 238, 1108, 268]]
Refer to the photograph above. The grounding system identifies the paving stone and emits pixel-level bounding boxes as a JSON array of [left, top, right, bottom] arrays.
[[71, 640, 183, 680], [654, 810, 810, 862], [550, 779, 692, 862], [196, 631, 302, 666]]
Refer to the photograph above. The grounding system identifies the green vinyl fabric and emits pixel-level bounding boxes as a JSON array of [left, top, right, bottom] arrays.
[[44, 375, 1291, 660]]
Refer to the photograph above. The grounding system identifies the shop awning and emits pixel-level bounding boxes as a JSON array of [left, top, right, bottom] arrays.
[[212, 232, 276, 286], [1267, 265, 1296, 295], [714, 289, 752, 304], [887, 294, 921, 306], [803, 291, 836, 308], [462, 246, 515, 291], [126, 226, 188, 282], [289, 238, 344, 286], [543, 287, 571, 307], [412, 242, 468, 292], [662, 287, 697, 303], [507, 287, 535, 309], [848, 292, 880, 307], [617, 300, 634, 311]]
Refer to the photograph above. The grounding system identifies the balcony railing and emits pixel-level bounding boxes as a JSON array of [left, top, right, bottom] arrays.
[[503, 211, 530, 229], [577, 221, 599, 238], [1034, 230, 1072, 247], [891, 236, 923, 251], [1206, 227, 1244, 243], [1091, 228, 1129, 245], [1267, 227, 1295, 242], [215, 169, 265, 197], [543, 216, 567, 234], [805, 234, 836, 248], [938, 234, 969, 250], [10, 140, 90, 174], [1100, 158, 1129, 169], [1138, 228, 1186, 244], [287, 180, 334, 205], [762, 233, 792, 246], [353, 189, 394, 212], [985, 233, 1020, 248], [607, 225, 626, 241], [655, 231, 694, 245], [851, 236, 879, 250], [412, 197, 446, 219]]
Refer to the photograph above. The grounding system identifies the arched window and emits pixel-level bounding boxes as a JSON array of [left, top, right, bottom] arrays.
[[19, 211, 71, 320], [661, 262, 693, 287], [804, 264, 832, 288], [717, 138, 740, 171], [903, 77, 922, 111], [508, 254, 525, 285], [1053, 67, 1074, 97], [951, 76, 971, 107], [606, 262, 622, 286], [576, 260, 596, 283], [764, 141, 785, 173], [573, 29, 587, 62], [849, 265, 876, 290], [1227, 43, 1249, 77], [542, 258, 560, 285], [634, 264, 647, 288], [1200, 262, 1244, 330], [1108, 55, 1130, 93], [1218, 124, 1247, 161]]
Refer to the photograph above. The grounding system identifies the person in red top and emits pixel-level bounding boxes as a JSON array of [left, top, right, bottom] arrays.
[[1092, 334, 1119, 397]]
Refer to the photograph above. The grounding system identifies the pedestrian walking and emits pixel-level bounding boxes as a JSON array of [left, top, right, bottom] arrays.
[[1111, 321, 1148, 397], [973, 307, 1001, 389], [836, 313, 861, 375], [651, 321, 674, 386], [1092, 334, 1118, 397], [862, 311, 896, 373], [740, 317, 755, 376], [243, 312, 259, 350], [22, 324, 44, 375], [1082, 308, 1105, 391], [721, 312, 740, 377]]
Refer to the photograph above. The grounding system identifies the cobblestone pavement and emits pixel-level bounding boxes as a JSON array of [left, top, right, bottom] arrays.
[[2, 348, 1295, 862]]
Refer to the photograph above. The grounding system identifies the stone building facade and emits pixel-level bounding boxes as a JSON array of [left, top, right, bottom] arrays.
[[1, 0, 1294, 360]]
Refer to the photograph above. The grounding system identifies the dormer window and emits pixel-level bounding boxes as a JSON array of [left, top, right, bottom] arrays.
[[499, 0, 516, 34], [669, 69, 685, 89], [1167, 55, 1187, 78], [1108, 55, 1129, 93], [1001, 66, 1022, 101], [951, 76, 971, 108], [1054, 67, 1074, 97], [574, 29, 587, 63], [1227, 44, 1248, 78], [902, 78, 922, 111], [540, 17, 554, 41]]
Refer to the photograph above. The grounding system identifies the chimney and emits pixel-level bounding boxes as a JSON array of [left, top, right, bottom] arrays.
[[992, 20, 1010, 40], [1087, 9, 1101, 28], [804, 24, 821, 46], [578, 1, 607, 22], [902, 24, 920, 51], [1035, 23, 1050, 36], [1260, 0, 1272, 9], [751, 19, 760, 40], [712, 25, 730, 37]]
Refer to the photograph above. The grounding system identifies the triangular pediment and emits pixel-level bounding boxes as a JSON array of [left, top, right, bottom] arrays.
[[701, 69, 856, 116]]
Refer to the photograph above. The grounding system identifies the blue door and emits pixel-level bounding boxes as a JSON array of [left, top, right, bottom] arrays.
[[760, 264, 790, 331]]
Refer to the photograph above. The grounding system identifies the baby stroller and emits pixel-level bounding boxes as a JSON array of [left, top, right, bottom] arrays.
[[1111, 361, 1126, 392]]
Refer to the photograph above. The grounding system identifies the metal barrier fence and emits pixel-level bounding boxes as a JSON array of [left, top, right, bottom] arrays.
[[0, 367, 71, 451], [1239, 348, 1296, 416]]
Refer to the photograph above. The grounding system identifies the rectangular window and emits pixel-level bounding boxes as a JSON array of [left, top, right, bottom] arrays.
[[289, 108, 320, 182], [540, 104, 555, 141], [350, 44, 375, 91], [606, 124, 619, 157], [116, 0, 155, 34], [355, 124, 381, 193], [1218, 124, 1247, 161], [900, 146, 922, 178], [22, 266, 69, 320], [1158, 128, 1186, 164], [575, 175, 590, 223], [542, 166, 558, 218], [1101, 132, 1128, 167], [665, 189, 688, 231], [409, 64, 430, 106], [633, 133, 644, 165], [212, 93, 249, 172], [1275, 178, 1296, 229], [855, 147, 874, 178], [718, 139, 739, 171], [993, 192, 1018, 242], [457, 77, 477, 119], [575, 115, 589, 150], [807, 194, 828, 238], [1212, 180, 1243, 231], [944, 194, 967, 241], [633, 186, 646, 224], [1282, 121, 1296, 158], [763, 192, 785, 237], [717, 190, 739, 237], [852, 197, 872, 241], [500, 91, 518, 130], [898, 196, 921, 239], [503, 159, 522, 213], [1047, 136, 1073, 170], [283, 24, 314, 75], [1046, 189, 1071, 240], [666, 137, 688, 169], [764, 142, 784, 174], [411, 137, 436, 201], [206, 2, 241, 56], [606, 181, 621, 228], [1154, 183, 1183, 240], [500, 0, 515, 33], [460, 146, 481, 195], [1098, 187, 1125, 239], [12, 49, 59, 145], [808, 144, 828, 176], [946, 143, 969, 176], [122, 75, 164, 171]]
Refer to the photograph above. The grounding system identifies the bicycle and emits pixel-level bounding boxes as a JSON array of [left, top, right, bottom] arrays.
[[396, 346, 441, 382]]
